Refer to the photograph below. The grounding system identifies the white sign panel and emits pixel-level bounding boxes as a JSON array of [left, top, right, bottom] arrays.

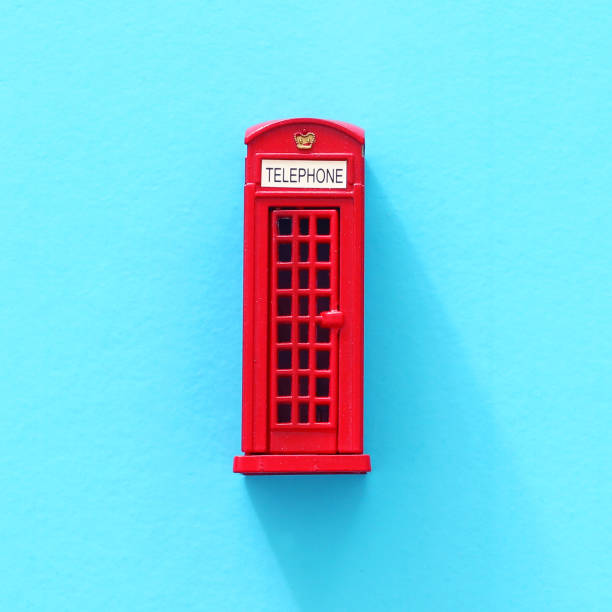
[[261, 159, 347, 189]]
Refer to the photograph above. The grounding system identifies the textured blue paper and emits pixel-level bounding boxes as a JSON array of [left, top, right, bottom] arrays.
[[1, 1, 611, 610]]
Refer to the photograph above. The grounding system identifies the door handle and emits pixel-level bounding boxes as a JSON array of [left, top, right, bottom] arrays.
[[316, 310, 344, 329]]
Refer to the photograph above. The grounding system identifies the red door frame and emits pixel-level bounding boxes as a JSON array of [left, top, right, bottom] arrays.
[[268, 208, 340, 454]]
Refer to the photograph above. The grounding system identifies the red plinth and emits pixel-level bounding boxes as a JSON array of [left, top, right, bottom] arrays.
[[234, 454, 371, 475]]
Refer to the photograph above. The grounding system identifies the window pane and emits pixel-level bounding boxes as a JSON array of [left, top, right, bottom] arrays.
[[278, 217, 292, 235], [299, 269, 309, 289], [277, 403, 291, 423], [299, 323, 309, 343], [316, 350, 329, 370], [315, 377, 329, 397], [277, 376, 291, 396], [278, 349, 291, 369], [316, 269, 330, 289], [299, 403, 309, 423], [316, 218, 330, 235], [316, 325, 330, 343], [278, 243, 292, 262], [316, 296, 330, 314], [277, 323, 291, 342], [278, 296, 291, 316], [315, 404, 329, 422], [316, 243, 330, 261], [299, 296, 309, 316], [278, 269, 292, 289]]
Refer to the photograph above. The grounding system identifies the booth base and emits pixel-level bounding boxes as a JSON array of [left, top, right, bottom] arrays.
[[234, 453, 371, 474]]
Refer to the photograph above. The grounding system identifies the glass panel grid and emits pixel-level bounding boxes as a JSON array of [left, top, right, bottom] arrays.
[[269, 209, 338, 428]]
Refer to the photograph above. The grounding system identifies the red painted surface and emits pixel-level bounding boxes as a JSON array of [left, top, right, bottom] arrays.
[[235, 118, 370, 474], [234, 454, 371, 475]]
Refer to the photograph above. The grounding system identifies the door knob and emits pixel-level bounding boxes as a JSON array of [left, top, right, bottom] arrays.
[[316, 310, 344, 329]]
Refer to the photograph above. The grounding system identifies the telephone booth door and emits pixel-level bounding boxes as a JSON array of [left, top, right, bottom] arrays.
[[269, 208, 340, 453]]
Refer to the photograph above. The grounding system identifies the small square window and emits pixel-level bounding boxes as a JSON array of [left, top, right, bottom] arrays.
[[316, 243, 330, 262], [277, 403, 291, 423], [315, 377, 329, 397], [316, 218, 330, 235], [277, 376, 291, 396], [316, 269, 330, 289], [316, 325, 330, 343], [299, 376, 309, 396], [315, 404, 329, 422], [278, 269, 292, 289], [299, 269, 309, 289], [277, 323, 291, 343], [299, 242, 309, 262], [299, 296, 309, 316], [316, 350, 329, 370], [278, 217, 292, 235], [298, 403, 309, 423], [299, 218, 309, 235], [278, 296, 291, 316], [278, 243, 292, 262], [316, 296, 330, 314], [299, 323, 309, 343], [299, 349, 309, 369], [278, 349, 291, 369]]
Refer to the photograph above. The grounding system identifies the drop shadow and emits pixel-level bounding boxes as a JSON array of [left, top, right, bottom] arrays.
[[243, 165, 552, 611], [245, 473, 367, 610]]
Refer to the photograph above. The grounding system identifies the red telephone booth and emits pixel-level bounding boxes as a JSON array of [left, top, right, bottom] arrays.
[[234, 118, 370, 474]]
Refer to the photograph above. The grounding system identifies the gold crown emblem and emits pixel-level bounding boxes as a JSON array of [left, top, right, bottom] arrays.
[[294, 131, 316, 150]]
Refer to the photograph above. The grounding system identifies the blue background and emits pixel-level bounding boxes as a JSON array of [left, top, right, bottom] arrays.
[[2, 1, 611, 610]]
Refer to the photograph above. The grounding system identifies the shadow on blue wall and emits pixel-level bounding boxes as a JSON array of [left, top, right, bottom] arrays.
[[242, 168, 548, 610]]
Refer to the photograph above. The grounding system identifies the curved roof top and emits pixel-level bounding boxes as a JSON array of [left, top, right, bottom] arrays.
[[245, 118, 364, 144]]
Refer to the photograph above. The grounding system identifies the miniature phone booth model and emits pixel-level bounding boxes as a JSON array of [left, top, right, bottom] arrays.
[[233, 118, 371, 474]]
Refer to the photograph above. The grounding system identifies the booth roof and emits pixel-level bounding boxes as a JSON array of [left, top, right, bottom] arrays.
[[245, 118, 365, 145]]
